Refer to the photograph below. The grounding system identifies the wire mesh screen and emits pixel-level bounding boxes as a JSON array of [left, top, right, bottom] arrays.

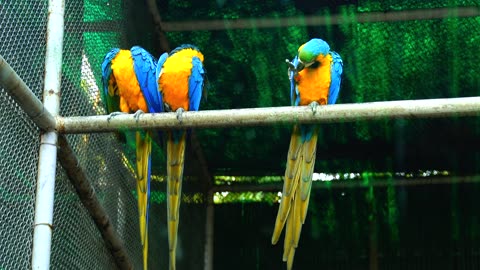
[[0, 1, 47, 269], [0, 1, 208, 269]]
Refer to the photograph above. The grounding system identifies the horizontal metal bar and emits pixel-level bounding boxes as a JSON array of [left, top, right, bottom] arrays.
[[57, 135, 133, 270], [0, 55, 56, 131], [56, 97, 480, 134], [211, 175, 480, 192], [162, 7, 479, 31]]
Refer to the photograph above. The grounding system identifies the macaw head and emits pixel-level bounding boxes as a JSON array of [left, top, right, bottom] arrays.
[[297, 38, 330, 71], [169, 44, 204, 62]]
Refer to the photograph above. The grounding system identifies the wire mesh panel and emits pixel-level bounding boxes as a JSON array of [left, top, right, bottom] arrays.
[[51, 0, 145, 269], [0, 1, 47, 269]]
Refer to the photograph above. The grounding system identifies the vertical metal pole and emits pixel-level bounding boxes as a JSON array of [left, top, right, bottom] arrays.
[[31, 0, 65, 269], [204, 190, 214, 270]]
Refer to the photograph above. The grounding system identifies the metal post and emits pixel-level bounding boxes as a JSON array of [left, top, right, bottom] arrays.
[[31, 0, 65, 269], [203, 191, 214, 270]]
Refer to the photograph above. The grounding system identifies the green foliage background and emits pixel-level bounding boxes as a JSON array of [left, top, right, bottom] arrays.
[[143, 0, 480, 177]]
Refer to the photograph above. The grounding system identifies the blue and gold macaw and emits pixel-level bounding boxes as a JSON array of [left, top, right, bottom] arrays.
[[272, 38, 343, 269], [156, 44, 206, 270], [101, 46, 162, 270]]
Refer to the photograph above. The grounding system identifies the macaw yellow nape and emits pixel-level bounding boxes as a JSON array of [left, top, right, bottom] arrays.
[[101, 46, 162, 270], [272, 38, 343, 269], [156, 44, 206, 270]]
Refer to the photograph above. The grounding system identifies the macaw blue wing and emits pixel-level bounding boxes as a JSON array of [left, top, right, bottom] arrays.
[[188, 56, 205, 112], [101, 48, 120, 114], [131, 46, 162, 113], [155, 52, 169, 88], [289, 56, 300, 107], [327, 51, 343, 105]]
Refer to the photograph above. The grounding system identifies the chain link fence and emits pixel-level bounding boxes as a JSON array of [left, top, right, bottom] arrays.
[[0, 1, 47, 269]]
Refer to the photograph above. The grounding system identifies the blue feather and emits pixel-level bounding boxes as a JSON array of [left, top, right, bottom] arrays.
[[289, 56, 301, 107], [100, 48, 120, 113], [131, 46, 163, 113], [188, 56, 205, 111], [327, 51, 343, 105], [170, 44, 201, 56], [300, 125, 315, 142], [156, 52, 169, 89]]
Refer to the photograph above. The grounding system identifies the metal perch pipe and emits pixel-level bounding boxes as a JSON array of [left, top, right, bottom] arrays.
[[0, 55, 56, 131], [57, 135, 133, 270], [57, 97, 480, 134], [31, 0, 64, 269]]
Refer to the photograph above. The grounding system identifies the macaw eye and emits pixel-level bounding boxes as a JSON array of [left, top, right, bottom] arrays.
[[310, 61, 320, 68]]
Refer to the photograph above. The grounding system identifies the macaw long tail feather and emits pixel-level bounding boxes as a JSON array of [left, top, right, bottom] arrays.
[[167, 131, 186, 270], [272, 125, 303, 245], [135, 131, 152, 270], [299, 128, 317, 222], [274, 126, 319, 270], [282, 163, 304, 268]]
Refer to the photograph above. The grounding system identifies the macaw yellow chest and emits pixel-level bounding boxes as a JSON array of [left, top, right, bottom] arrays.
[[159, 67, 191, 111], [295, 54, 332, 106], [110, 50, 148, 113]]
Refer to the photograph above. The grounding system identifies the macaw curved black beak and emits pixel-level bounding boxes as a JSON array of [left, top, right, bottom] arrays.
[[296, 60, 305, 72]]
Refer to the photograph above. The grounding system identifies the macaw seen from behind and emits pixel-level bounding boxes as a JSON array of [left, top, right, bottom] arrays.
[[156, 44, 207, 270], [272, 38, 343, 269], [101, 46, 163, 270]]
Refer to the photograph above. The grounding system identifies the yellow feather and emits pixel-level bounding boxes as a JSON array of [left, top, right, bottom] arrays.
[[111, 50, 148, 113], [159, 48, 204, 111], [296, 53, 332, 106], [135, 131, 152, 270], [160, 47, 205, 270], [167, 131, 186, 270], [272, 125, 303, 245], [273, 128, 319, 269]]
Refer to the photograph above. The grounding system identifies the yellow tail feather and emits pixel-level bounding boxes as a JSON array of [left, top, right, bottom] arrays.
[[284, 126, 303, 197], [283, 176, 303, 268], [169, 250, 176, 270], [274, 127, 319, 269], [167, 131, 186, 270], [286, 246, 296, 270], [299, 130, 317, 201], [135, 131, 152, 270], [293, 185, 303, 249], [282, 195, 295, 262], [272, 126, 303, 245]]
